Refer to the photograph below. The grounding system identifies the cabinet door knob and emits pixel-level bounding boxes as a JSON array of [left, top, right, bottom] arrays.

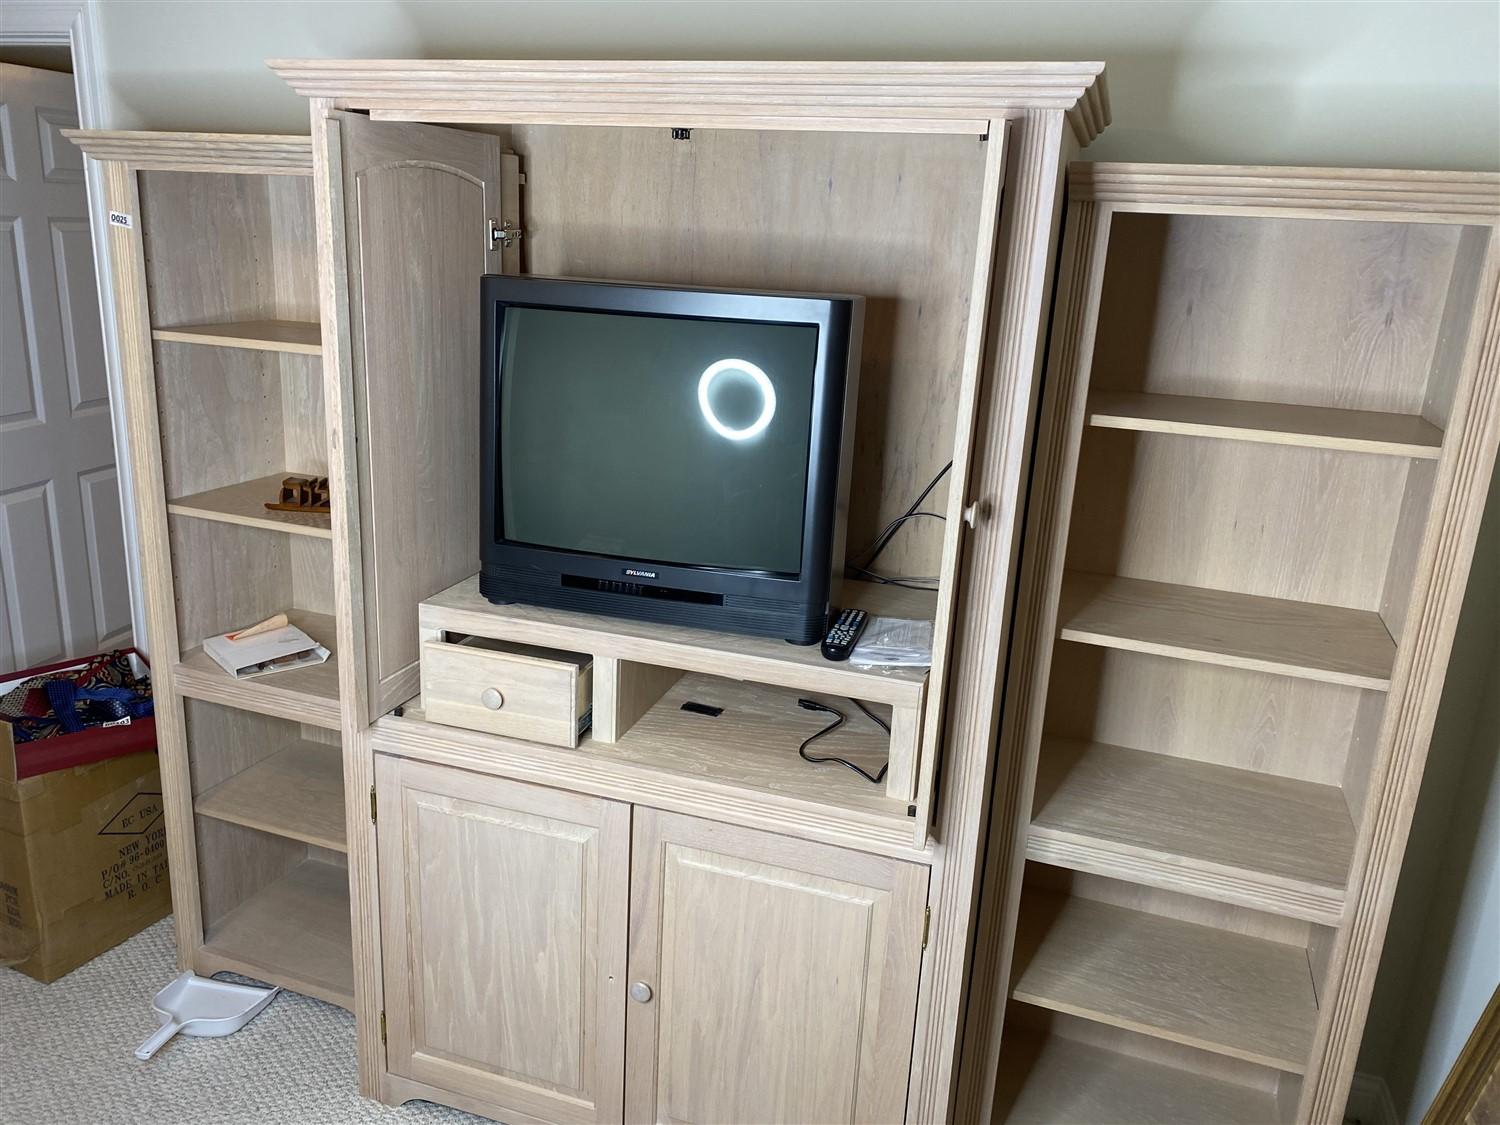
[[480, 687, 504, 711], [629, 981, 653, 1003]]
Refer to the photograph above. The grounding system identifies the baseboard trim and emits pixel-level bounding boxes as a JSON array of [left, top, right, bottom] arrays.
[[1346, 1071, 1400, 1125]]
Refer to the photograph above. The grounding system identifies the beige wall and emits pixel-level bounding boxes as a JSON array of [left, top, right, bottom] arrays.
[[94, 0, 1499, 170], [1360, 467, 1500, 1121]]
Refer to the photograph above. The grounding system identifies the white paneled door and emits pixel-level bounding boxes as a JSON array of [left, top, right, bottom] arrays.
[[0, 62, 129, 671]]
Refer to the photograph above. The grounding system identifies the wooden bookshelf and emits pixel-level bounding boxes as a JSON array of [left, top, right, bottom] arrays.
[[1086, 391, 1444, 459], [199, 858, 354, 1009], [168, 473, 333, 538], [1012, 893, 1317, 1072], [151, 318, 322, 355], [966, 165, 1499, 1122], [995, 1032, 1280, 1125], [196, 740, 347, 851], [1029, 739, 1354, 924], [1058, 572, 1397, 690], [175, 609, 341, 730], [70, 134, 360, 1038]]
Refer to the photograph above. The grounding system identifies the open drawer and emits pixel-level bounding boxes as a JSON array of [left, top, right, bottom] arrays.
[[420, 636, 593, 748]]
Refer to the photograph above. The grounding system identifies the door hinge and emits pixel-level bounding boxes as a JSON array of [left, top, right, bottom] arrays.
[[922, 906, 931, 950], [380, 1009, 387, 1044], [488, 217, 522, 251], [369, 785, 377, 823]]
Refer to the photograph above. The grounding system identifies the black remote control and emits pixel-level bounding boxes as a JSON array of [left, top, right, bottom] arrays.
[[821, 607, 869, 661]]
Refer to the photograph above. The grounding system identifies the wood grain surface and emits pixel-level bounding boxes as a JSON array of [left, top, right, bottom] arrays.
[[67, 129, 313, 174], [195, 739, 348, 851], [167, 472, 332, 538], [199, 857, 354, 1008], [1029, 739, 1353, 924], [1087, 391, 1443, 458], [1058, 572, 1397, 690], [994, 1029, 1280, 1124], [151, 319, 322, 354], [1011, 892, 1318, 1071]]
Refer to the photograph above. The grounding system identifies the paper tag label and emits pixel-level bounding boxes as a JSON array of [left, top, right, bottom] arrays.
[[108, 210, 133, 229], [100, 716, 133, 727]]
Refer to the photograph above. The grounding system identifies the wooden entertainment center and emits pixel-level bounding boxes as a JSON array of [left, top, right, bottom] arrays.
[[69, 60, 1498, 1125]]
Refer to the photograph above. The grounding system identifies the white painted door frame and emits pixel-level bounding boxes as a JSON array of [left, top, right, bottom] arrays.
[[0, 0, 144, 654]]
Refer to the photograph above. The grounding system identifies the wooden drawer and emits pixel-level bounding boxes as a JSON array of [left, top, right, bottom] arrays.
[[420, 637, 592, 747]]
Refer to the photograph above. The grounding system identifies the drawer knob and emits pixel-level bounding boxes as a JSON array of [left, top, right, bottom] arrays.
[[480, 687, 505, 711], [630, 981, 653, 1004]]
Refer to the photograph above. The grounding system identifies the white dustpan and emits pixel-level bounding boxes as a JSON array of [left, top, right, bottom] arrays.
[[134, 971, 279, 1060]]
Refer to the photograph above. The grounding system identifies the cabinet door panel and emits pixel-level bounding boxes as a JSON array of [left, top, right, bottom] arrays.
[[377, 755, 627, 1124], [338, 113, 509, 720], [627, 809, 928, 1124]]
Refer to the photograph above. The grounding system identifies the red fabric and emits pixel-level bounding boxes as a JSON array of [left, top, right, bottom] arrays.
[[21, 687, 52, 717]]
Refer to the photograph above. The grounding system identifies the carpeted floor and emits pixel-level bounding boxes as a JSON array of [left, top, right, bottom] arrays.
[[0, 917, 482, 1124]]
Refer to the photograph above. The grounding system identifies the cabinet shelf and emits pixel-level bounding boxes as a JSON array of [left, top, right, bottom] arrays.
[[607, 672, 900, 814], [196, 740, 347, 851], [151, 319, 322, 355], [995, 1032, 1280, 1124], [175, 609, 342, 730], [388, 670, 921, 857], [1011, 893, 1318, 1072], [424, 575, 932, 711], [1087, 391, 1444, 459], [198, 858, 353, 1009], [167, 472, 332, 538], [1058, 572, 1397, 690], [419, 574, 939, 842], [1029, 739, 1353, 924]]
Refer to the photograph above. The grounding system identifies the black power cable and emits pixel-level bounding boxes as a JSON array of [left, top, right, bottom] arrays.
[[847, 461, 952, 590], [796, 698, 892, 785], [802, 462, 954, 780]]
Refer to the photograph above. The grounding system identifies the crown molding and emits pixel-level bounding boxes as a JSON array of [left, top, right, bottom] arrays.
[[64, 130, 313, 174], [267, 59, 1110, 144], [1071, 162, 1500, 221]]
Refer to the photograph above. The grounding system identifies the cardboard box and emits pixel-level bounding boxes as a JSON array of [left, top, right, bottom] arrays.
[[0, 653, 170, 983]]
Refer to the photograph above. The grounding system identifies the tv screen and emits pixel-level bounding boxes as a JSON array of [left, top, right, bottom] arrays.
[[498, 306, 820, 574]]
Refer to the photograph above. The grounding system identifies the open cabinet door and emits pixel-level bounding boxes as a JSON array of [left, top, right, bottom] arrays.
[[332, 113, 514, 721]]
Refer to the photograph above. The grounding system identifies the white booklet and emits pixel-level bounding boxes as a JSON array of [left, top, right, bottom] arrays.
[[202, 623, 330, 680]]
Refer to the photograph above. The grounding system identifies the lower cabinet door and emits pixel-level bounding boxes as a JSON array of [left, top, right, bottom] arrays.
[[375, 755, 629, 1124], [625, 809, 930, 1125]]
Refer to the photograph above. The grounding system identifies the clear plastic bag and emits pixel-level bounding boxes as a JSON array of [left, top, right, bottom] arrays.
[[849, 616, 934, 668]]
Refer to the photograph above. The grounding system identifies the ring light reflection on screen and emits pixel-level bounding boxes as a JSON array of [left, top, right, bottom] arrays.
[[697, 358, 776, 441]]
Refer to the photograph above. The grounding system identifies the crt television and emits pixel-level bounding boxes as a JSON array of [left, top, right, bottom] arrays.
[[480, 275, 863, 644]]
